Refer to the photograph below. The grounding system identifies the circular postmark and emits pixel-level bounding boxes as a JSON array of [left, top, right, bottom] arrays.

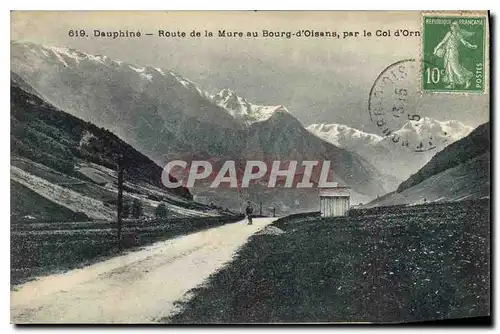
[[368, 59, 449, 152]]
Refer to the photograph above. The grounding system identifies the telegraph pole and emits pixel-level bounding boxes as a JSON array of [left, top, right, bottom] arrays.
[[117, 157, 124, 250], [259, 202, 263, 216]]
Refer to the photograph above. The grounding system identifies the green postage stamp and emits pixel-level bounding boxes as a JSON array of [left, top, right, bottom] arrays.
[[422, 14, 487, 93]]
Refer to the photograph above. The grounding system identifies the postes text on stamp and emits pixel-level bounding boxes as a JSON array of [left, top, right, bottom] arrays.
[[422, 15, 486, 93]]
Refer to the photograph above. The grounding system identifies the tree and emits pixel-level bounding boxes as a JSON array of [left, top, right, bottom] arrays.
[[131, 199, 143, 219], [155, 202, 168, 218]]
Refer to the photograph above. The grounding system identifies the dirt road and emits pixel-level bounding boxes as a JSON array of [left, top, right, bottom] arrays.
[[11, 217, 277, 324]]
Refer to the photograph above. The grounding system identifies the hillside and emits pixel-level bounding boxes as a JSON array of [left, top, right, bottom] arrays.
[[11, 72, 190, 199], [10, 74, 228, 221], [366, 122, 490, 207], [11, 179, 78, 222], [397, 122, 490, 192]]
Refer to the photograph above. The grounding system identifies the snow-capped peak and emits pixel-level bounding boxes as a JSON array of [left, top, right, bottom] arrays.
[[12, 41, 114, 67], [12, 41, 291, 125], [307, 123, 382, 147], [395, 117, 473, 143], [11, 41, 213, 97], [168, 70, 210, 97], [216, 88, 238, 100], [211, 88, 290, 125], [307, 118, 473, 152]]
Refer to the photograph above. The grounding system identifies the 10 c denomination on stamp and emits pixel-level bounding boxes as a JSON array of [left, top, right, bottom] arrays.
[[422, 14, 487, 93]]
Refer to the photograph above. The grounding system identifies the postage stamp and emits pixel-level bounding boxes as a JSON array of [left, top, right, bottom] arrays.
[[421, 14, 487, 93]]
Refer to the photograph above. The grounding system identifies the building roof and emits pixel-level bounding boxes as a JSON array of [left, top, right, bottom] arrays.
[[319, 187, 350, 197]]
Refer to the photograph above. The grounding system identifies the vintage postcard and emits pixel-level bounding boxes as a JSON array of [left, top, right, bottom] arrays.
[[10, 11, 490, 324]]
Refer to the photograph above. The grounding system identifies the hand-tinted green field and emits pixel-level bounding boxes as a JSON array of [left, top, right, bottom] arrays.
[[11, 215, 243, 285], [167, 200, 490, 323]]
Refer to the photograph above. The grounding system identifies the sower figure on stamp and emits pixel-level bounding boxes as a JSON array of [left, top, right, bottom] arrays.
[[245, 201, 254, 225], [433, 21, 478, 89]]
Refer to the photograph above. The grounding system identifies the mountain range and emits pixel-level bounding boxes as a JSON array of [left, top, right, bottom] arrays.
[[307, 119, 473, 185], [11, 41, 391, 210]]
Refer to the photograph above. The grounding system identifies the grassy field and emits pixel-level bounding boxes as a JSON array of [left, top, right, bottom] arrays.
[[11, 215, 243, 285], [10, 180, 79, 223], [167, 200, 490, 324]]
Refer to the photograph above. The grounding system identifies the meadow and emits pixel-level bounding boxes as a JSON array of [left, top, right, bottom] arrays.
[[11, 215, 243, 285], [167, 199, 490, 323]]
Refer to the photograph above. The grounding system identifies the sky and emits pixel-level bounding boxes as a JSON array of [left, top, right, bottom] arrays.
[[11, 11, 489, 132]]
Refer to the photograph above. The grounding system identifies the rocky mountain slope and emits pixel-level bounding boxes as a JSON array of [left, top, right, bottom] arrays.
[[365, 122, 490, 207]]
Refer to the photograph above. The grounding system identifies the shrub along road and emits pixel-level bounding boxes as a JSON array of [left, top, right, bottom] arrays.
[[10, 217, 277, 324]]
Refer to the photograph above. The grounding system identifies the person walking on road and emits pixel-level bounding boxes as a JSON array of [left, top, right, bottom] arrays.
[[245, 201, 254, 225]]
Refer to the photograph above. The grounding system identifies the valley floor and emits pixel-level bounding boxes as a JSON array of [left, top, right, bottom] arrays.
[[167, 200, 490, 324], [11, 217, 276, 324]]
